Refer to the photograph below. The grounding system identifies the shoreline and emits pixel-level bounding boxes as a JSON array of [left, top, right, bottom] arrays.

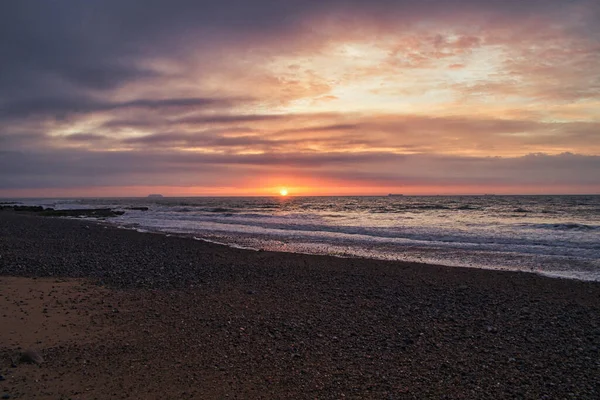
[[109, 219, 599, 283], [1, 212, 600, 398], [4, 196, 600, 283], [6, 210, 597, 285]]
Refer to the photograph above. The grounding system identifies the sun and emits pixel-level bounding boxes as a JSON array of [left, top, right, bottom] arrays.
[[279, 188, 288, 196]]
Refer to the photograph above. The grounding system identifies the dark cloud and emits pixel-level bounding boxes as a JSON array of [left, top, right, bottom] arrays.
[[121, 131, 280, 148], [1, 147, 599, 191], [0, 97, 243, 121], [0, 1, 595, 108], [175, 114, 287, 125], [120, 130, 377, 151], [0, 3, 149, 98], [100, 115, 284, 130], [0, 131, 50, 151], [2, 110, 598, 155], [103, 113, 347, 131], [1, 0, 594, 97]]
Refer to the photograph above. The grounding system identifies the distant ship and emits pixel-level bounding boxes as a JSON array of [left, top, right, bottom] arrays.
[[388, 194, 404, 197], [147, 194, 164, 198]]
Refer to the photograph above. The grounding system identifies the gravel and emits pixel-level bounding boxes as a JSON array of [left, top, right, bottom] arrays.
[[1, 211, 599, 399]]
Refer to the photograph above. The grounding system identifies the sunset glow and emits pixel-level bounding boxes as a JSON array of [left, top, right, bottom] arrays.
[[1, 1, 599, 196]]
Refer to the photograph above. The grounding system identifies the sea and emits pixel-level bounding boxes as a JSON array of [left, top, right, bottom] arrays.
[[12, 195, 600, 281]]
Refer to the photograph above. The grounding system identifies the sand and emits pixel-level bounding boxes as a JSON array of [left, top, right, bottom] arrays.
[[1, 211, 599, 399]]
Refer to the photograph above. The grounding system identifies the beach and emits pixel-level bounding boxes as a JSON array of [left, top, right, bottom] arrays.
[[11, 195, 600, 281], [1, 212, 599, 399]]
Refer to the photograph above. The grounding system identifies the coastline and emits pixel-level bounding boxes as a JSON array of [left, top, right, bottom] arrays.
[[5, 195, 600, 282], [1, 212, 599, 398]]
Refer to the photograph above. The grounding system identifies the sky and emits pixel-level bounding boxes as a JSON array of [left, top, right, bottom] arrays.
[[1, 0, 599, 197]]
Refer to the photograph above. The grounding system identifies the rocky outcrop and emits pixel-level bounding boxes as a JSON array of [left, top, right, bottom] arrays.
[[0, 206, 124, 218]]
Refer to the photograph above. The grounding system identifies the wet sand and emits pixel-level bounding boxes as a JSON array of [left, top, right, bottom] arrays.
[[1, 212, 599, 399]]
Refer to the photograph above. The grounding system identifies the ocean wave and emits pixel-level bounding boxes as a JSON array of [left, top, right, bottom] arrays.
[[15, 195, 600, 281], [209, 207, 233, 213], [407, 204, 451, 210], [255, 204, 279, 209], [527, 223, 599, 231], [171, 207, 194, 212], [116, 213, 599, 254], [456, 205, 480, 210], [193, 236, 258, 251]]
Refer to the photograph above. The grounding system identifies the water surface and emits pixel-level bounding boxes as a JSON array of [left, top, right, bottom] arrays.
[[18, 195, 600, 281]]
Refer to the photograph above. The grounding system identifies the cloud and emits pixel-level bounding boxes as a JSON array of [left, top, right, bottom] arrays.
[[120, 131, 281, 148], [3, 110, 599, 157], [276, 124, 361, 135], [63, 133, 108, 142], [173, 114, 287, 125], [0, 96, 245, 121], [1, 148, 598, 193], [0, 0, 599, 194]]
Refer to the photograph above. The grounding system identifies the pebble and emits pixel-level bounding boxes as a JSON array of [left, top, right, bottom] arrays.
[[20, 349, 44, 365], [0, 212, 599, 399]]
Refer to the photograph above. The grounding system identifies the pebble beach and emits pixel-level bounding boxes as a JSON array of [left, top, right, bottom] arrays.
[[1, 212, 599, 399]]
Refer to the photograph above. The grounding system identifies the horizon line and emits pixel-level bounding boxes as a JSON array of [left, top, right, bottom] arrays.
[[2, 193, 600, 199]]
